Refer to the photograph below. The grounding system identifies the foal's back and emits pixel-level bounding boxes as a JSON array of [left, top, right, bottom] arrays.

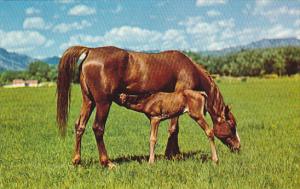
[[143, 90, 206, 118], [143, 91, 187, 116]]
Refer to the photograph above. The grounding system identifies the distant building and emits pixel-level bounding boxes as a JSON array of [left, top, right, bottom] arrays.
[[25, 80, 38, 87], [12, 79, 26, 87], [11, 79, 38, 87]]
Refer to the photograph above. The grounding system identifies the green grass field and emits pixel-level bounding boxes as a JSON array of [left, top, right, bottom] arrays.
[[0, 77, 299, 189]]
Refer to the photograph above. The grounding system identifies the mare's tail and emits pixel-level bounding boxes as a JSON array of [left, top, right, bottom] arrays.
[[56, 46, 89, 136]]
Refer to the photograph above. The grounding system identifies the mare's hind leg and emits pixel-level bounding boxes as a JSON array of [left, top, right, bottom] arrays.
[[92, 101, 114, 168], [72, 94, 95, 165], [165, 117, 180, 159]]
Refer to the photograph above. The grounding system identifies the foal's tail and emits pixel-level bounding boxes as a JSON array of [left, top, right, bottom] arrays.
[[56, 46, 89, 136]]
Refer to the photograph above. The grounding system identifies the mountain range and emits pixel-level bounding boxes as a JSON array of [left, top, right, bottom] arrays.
[[0, 37, 300, 71], [0, 48, 60, 71], [200, 37, 300, 56]]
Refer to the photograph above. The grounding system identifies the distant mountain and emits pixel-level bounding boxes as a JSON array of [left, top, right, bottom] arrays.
[[201, 37, 300, 56], [0, 47, 35, 71], [42, 56, 60, 65], [0, 38, 300, 71], [0, 47, 60, 71]]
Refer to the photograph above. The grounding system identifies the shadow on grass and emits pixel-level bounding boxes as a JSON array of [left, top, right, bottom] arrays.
[[79, 150, 209, 167]]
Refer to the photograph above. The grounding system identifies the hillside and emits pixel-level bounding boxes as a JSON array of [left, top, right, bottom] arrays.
[[0, 48, 34, 71], [201, 37, 300, 56], [0, 37, 300, 71]]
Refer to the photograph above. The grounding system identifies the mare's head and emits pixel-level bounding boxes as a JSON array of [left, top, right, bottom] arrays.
[[214, 105, 241, 152]]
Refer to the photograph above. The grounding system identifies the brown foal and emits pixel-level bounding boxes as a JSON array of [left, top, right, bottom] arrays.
[[116, 90, 218, 164]]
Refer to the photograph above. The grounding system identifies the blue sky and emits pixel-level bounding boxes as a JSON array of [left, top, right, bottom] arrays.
[[0, 0, 299, 58]]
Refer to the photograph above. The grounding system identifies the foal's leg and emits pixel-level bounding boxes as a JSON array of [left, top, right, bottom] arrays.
[[149, 118, 160, 164], [165, 117, 180, 159], [187, 97, 218, 163], [92, 101, 114, 168], [195, 117, 218, 163], [72, 94, 95, 165]]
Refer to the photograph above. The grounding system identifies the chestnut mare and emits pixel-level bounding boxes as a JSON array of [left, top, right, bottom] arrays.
[[57, 46, 241, 167]]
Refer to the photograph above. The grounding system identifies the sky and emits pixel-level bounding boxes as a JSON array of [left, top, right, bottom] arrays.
[[0, 0, 299, 58]]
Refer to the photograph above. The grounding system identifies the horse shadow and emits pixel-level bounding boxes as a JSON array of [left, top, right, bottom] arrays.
[[80, 150, 210, 167]]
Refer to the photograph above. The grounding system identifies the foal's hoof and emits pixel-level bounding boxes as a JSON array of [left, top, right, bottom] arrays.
[[101, 160, 116, 169], [148, 159, 155, 164], [212, 158, 219, 165], [72, 156, 81, 165], [107, 161, 116, 170]]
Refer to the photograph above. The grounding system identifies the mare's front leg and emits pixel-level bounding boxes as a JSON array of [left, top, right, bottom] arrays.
[[92, 101, 114, 168], [149, 118, 160, 164], [165, 117, 180, 159], [72, 94, 95, 165]]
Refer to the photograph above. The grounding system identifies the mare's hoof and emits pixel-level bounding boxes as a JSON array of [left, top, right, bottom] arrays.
[[72, 156, 81, 165], [165, 150, 181, 160], [165, 152, 181, 160]]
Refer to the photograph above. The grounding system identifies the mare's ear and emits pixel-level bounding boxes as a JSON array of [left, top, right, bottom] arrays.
[[225, 105, 232, 119]]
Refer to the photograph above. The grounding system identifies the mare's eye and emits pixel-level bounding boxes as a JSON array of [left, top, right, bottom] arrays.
[[227, 121, 236, 133]]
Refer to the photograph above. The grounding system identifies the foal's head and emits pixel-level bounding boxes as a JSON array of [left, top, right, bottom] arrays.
[[214, 105, 241, 152]]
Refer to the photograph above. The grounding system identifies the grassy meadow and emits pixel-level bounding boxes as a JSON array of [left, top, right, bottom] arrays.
[[0, 76, 299, 188]]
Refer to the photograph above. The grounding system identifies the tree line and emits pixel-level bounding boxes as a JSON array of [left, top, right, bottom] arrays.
[[0, 46, 299, 86], [0, 61, 58, 85], [185, 46, 300, 76]]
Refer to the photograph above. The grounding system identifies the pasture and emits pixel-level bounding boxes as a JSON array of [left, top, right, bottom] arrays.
[[0, 77, 299, 188]]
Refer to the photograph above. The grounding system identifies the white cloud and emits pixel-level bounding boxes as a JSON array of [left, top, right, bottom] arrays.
[[178, 16, 292, 51], [68, 5, 96, 16], [196, 0, 226, 7], [23, 17, 51, 30], [264, 24, 295, 39], [161, 29, 189, 49], [45, 39, 55, 47], [0, 30, 46, 53], [295, 19, 300, 27], [220, 24, 300, 48], [207, 10, 221, 17], [254, 4, 300, 22], [260, 6, 300, 20], [56, 0, 74, 3], [59, 18, 300, 53], [53, 20, 91, 33], [255, 0, 272, 8], [60, 26, 189, 51], [179, 16, 235, 35], [112, 4, 123, 14], [25, 7, 40, 15]]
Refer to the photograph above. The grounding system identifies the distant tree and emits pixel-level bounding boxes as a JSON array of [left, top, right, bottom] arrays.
[[28, 61, 51, 81], [48, 66, 58, 81], [0, 70, 28, 85], [283, 47, 300, 75]]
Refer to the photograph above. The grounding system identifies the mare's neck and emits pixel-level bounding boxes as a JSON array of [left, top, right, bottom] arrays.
[[197, 67, 226, 124]]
